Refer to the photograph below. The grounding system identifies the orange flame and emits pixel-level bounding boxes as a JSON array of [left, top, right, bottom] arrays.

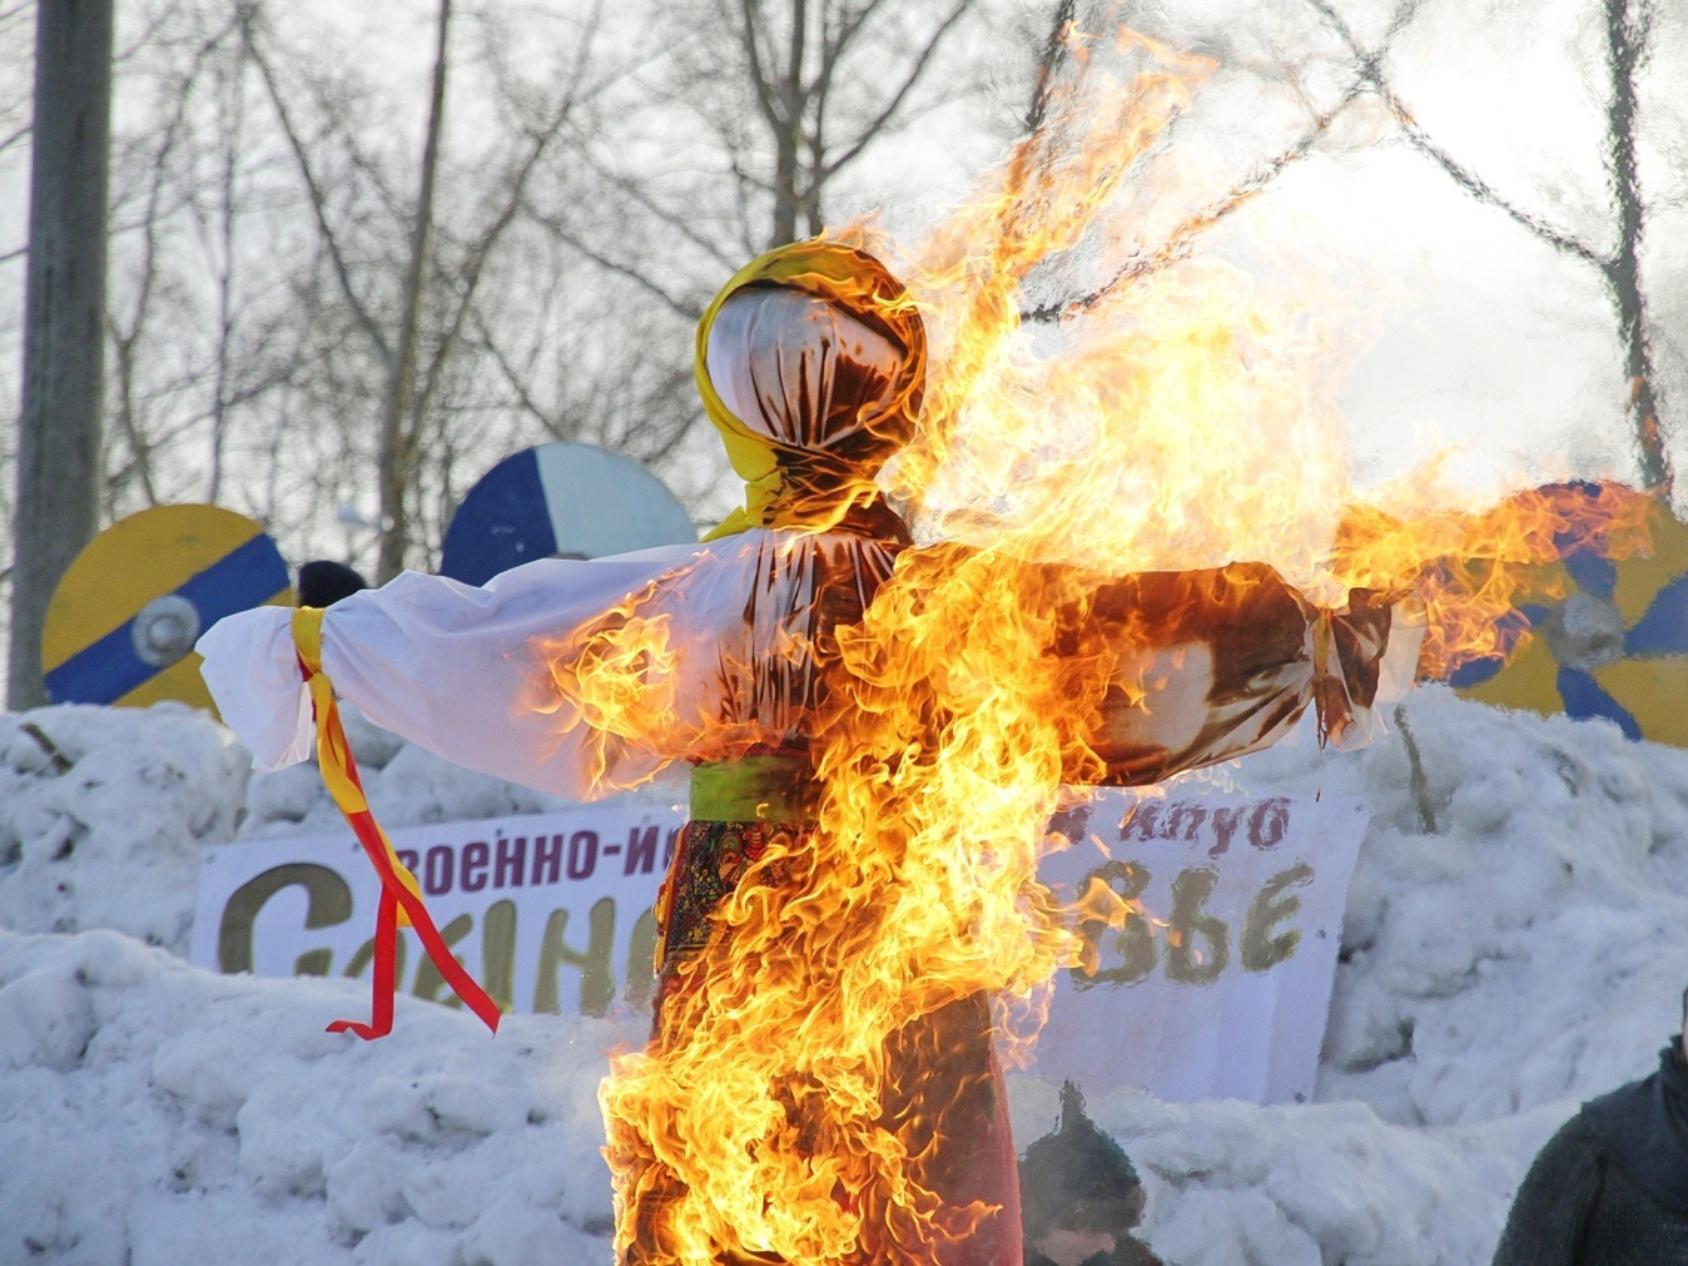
[[583, 28, 1656, 1266], [1329, 478, 1652, 677]]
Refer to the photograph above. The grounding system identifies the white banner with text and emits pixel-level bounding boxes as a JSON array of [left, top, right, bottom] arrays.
[[192, 788, 1365, 1103], [1035, 789, 1369, 1105], [192, 798, 682, 1021]]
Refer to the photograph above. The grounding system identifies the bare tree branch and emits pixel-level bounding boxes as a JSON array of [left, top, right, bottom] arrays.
[[1027, 1, 1435, 322], [1304, 0, 1605, 270], [114, 0, 186, 65], [469, 308, 564, 436], [783, 0, 806, 117], [106, 14, 240, 511], [820, 0, 975, 182], [105, 311, 161, 509], [415, 80, 583, 427], [569, 137, 745, 270], [375, 0, 453, 581], [620, 364, 706, 464], [412, 0, 622, 432], [240, 7, 392, 362], [1601, 0, 1671, 491], [1026, 71, 1368, 322], [199, 36, 250, 503], [824, 0, 891, 70], [1025, 0, 1078, 136], [737, 0, 786, 135], [527, 209, 706, 322], [1304, 0, 1669, 491]]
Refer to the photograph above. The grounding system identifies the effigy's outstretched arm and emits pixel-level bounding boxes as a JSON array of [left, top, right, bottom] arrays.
[[198, 549, 705, 801], [1062, 562, 1420, 787]]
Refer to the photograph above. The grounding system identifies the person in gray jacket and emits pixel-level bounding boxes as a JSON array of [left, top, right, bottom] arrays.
[[1492, 989, 1688, 1265]]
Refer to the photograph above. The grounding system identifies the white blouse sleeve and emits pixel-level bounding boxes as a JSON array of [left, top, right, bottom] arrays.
[[196, 542, 718, 801]]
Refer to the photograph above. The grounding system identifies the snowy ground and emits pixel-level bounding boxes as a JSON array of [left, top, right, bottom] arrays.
[[3, 687, 1687, 1264]]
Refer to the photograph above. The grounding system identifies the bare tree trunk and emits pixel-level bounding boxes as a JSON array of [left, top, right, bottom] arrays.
[[804, 16, 826, 240], [9, 0, 115, 709], [769, 0, 806, 247], [376, 0, 452, 582], [1603, 0, 1672, 495], [208, 45, 247, 505]]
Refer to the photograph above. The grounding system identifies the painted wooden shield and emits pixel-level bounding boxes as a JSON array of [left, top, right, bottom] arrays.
[[42, 504, 292, 712]]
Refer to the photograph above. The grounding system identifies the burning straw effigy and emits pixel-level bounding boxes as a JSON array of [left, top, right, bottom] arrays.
[[200, 25, 1656, 1266]]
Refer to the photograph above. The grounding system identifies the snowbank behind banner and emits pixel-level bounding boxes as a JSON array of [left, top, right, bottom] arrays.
[[1035, 791, 1369, 1106], [194, 787, 1363, 1104]]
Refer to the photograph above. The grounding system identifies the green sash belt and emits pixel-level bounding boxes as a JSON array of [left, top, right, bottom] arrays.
[[689, 754, 818, 824]]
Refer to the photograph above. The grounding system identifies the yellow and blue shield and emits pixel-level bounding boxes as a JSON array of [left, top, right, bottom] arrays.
[[42, 504, 292, 713], [1449, 485, 1688, 746]]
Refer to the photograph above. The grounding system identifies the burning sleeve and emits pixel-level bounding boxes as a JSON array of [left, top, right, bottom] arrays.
[[1065, 563, 1421, 786], [197, 544, 717, 800]]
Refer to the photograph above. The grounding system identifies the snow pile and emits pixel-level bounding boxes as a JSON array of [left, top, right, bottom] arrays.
[[1311, 687, 1688, 1126], [0, 929, 616, 1265], [240, 706, 587, 843], [0, 705, 247, 955], [1044, 1088, 1543, 1266], [3, 687, 1687, 1264]]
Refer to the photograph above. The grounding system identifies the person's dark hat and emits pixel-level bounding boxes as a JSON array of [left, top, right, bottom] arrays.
[[1020, 1081, 1145, 1240], [296, 560, 369, 609]]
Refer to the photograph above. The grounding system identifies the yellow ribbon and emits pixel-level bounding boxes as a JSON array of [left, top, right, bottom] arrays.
[[292, 607, 422, 925]]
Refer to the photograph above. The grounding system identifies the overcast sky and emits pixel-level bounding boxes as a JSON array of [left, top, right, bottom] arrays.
[[1, 0, 1683, 524]]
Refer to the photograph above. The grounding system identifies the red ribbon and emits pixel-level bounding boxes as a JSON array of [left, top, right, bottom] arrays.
[[293, 620, 500, 1039]]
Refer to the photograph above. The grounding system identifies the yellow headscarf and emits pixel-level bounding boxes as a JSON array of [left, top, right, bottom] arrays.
[[696, 240, 926, 540]]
